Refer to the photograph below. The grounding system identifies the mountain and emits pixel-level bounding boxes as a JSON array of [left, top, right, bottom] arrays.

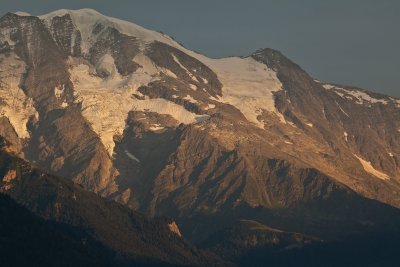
[[1, 8, 400, 265], [0, 137, 225, 267]]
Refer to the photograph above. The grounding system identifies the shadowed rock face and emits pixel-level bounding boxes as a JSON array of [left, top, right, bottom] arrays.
[[145, 41, 222, 97], [0, 117, 22, 153], [90, 27, 141, 76], [48, 14, 82, 57], [0, 13, 69, 111], [1, 10, 400, 262]]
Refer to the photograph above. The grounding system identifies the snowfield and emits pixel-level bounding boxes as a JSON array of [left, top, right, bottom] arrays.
[[323, 84, 389, 105], [70, 59, 207, 156], [354, 154, 390, 180]]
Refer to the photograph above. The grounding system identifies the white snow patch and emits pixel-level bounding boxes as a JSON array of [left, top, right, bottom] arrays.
[[389, 152, 394, 157], [124, 150, 140, 163], [354, 154, 390, 180], [189, 84, 197, 90], [322, 84, 335, 90], [183, 94, 198, 104], [323, 84, 388, 105], [209, 95, 222, 102], [14, 11, 31, 16], [337, 103, 350, 118], [149, 124, 165, 131], [0, 56, 38, 139], [306, 123, 313, 127], [204, 104, 215, 110], [191, 76, 200, 83], [284, 141, 293, 145], [61, 101, 68, 108], [172, 95, 179, 99], [344, 132, 348, 142], [161, 68, 178, 79], [201, 57, 283, 128], [347, 90, 388, 105]]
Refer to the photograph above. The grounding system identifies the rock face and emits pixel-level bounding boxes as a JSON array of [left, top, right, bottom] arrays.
[[1, 8, 400, 258]]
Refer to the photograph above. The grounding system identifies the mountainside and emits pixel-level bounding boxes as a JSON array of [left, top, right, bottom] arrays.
[[0, 137, 225, 267], [1, 8, 400, 265]]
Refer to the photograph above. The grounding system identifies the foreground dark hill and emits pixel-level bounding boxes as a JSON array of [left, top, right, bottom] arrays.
[[0, 137, 225, 267], [201, 219, 400, 267], [0, 193, 115, 267]]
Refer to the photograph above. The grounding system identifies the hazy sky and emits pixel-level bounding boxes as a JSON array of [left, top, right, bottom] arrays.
[[2, 0, 399, 97]]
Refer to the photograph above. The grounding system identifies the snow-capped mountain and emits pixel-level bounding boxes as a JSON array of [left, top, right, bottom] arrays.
[[1, 9, 400, 259]]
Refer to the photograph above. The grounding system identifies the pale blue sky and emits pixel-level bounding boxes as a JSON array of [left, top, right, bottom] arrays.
[[2, 0, 399, 97]]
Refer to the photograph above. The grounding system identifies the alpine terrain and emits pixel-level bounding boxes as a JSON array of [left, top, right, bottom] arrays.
[[1, 9, 400, 266]]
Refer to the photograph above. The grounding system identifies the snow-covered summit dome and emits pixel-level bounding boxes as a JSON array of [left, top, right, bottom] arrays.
[[39, 8, 179, 54]]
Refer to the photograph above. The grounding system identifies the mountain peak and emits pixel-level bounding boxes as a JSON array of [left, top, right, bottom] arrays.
[[38, 8, 180, 54], [39, 8, 102, 18], [252, 47, 303, 73]]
